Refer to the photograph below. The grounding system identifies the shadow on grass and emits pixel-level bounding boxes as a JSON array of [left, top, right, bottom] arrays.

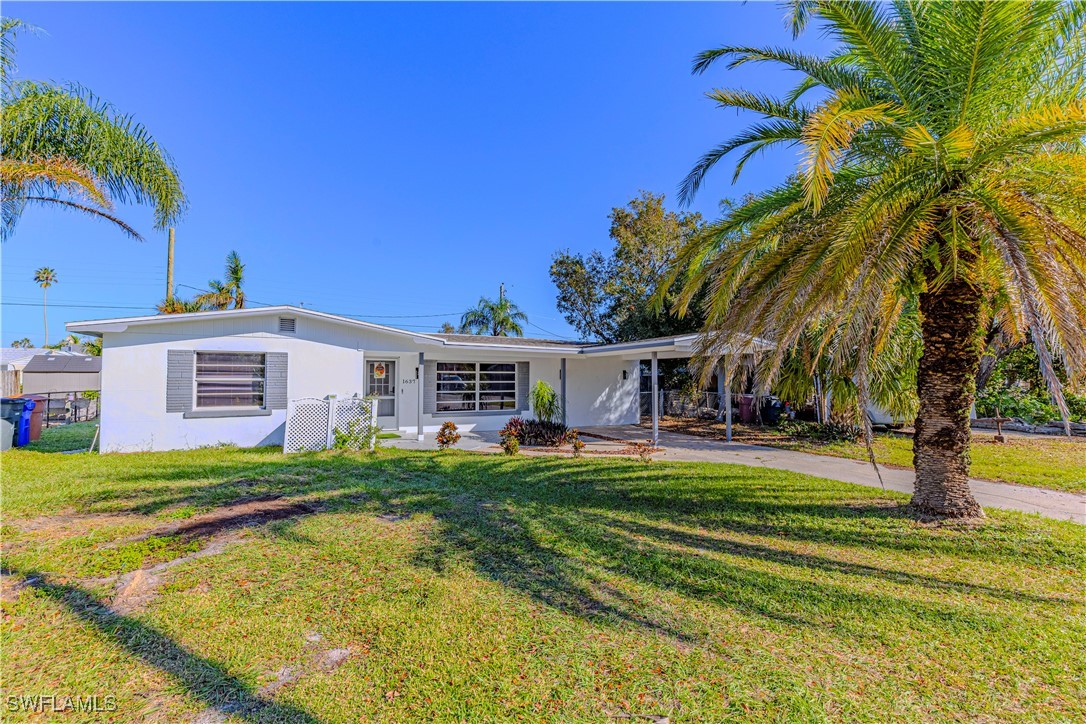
[[7, 568, 317, 722], [25, 449, 1080, 647]]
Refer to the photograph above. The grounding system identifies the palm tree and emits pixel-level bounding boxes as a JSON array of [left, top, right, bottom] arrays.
[[156, 297, 206, 315], [10, 337, 32, 349], [438, 322, 457, 334], [33, 266, 56, 346], [672, 1, 1086, 518], [0, 18, 185, 241], [459, 289, 528, 337], [196, 251, 245, 310]]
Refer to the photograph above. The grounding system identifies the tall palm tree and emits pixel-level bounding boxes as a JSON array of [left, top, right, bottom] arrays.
[[33, 266, 56, 346], [0, 18, 185, 241], [196, 251, 246, 310], [459, 292, 528, 337], [672, 1, 1086, 518]]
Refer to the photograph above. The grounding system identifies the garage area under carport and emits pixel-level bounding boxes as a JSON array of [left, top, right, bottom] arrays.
[[579, 333, 775, 446]]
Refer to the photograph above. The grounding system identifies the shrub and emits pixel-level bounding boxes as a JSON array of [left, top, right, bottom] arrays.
[[520, 419, 572, 447], [501, 435, 520, 456], [332, 419, 376, 451], [500, 415, 571, 448], [499, 416, 525, 443], [569, 429, 585, 458], [530, 380, 562, 424], [621, 441, 655, 463], [778, 419, 859, 443], [436, 421, 461, 450]]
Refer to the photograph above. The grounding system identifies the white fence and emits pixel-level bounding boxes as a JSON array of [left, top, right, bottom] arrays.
[[284, 395, 378, 453]]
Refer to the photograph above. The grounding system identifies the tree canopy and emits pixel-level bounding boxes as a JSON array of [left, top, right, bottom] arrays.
[[672, 0, 1086, 517], [551, 191, 706, 343], [459, 293, 528, 337], [0, 17, 186, 241]]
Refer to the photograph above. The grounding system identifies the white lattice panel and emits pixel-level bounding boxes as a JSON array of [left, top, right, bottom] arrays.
[[333, 396, 379, 451], [284, 398, 330, 452], [284, 395, 378, 453]]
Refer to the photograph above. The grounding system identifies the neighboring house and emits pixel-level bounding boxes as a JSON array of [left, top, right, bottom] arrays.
[[0, 347, 86, 395], [69, 306, 728, 453], [21, 354, 102, 395]]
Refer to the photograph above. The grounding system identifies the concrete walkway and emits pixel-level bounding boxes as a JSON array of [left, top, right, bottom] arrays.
[[578, 425, 1086, 524]]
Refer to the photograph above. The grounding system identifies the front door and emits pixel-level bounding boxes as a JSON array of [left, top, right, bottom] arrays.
[[367, 360, 397, 428]]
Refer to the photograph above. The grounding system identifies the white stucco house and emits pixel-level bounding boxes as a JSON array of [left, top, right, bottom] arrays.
[[66, 305, 738, 453]]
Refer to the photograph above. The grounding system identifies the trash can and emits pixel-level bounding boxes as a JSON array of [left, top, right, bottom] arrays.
[[738, 394, 757, 423], [20, 394, 45, 441], [1, 397, 33, 448], [761, 397, 784, 425]]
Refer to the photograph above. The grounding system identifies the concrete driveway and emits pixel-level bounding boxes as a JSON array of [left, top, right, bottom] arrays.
[[578, 425, 1086, 524]]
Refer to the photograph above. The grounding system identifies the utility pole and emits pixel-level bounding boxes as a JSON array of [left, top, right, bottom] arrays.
[[499, 282, 505, 302], [166, 228, 176, 301]]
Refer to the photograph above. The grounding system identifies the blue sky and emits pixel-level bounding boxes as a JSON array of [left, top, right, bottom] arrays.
[[2, 1, 833, 344]]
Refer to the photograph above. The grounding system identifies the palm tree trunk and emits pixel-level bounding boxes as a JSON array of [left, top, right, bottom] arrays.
[[911, 274, 984, 518], [43, 288, 48, 347]]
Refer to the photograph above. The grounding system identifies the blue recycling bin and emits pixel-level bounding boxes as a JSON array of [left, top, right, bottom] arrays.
[[1, 398, 34, 447], [16, 399, 35, 446]]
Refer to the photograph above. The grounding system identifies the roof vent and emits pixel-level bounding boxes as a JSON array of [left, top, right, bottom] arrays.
[[278, 317, 297, 334]]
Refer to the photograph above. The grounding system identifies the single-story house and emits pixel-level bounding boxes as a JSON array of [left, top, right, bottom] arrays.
[[67, 306, 770, 453]]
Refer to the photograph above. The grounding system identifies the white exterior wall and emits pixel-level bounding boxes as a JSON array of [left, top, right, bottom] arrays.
[[565, 356, 640, 428], [96, 311, 640, 452], [99, 314, 377, 453]]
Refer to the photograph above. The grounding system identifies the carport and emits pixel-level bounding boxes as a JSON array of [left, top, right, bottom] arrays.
[[581, 333, 775, 445]]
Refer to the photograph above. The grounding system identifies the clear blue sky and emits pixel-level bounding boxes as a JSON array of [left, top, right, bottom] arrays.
[[2, 1, 832, 344]]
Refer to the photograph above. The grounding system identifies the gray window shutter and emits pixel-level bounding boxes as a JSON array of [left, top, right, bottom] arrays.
[[166, 350, 194, 413], [516, 361, 529, 412], [423, 361, 436, 414], [266, 352, 288, 410]]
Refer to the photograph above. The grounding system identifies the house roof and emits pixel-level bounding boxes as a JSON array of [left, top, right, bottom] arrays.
[[66, 305, 772, 357], [1, 348, 83, 366], [23, 354, 102, 373]]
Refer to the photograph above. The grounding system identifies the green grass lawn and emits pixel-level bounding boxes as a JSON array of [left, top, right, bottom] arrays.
[[653, 417, 1086, 493], [781, 434, 1086, 493], [3, 444, 1084, 722], [20, 420, 98, 453]]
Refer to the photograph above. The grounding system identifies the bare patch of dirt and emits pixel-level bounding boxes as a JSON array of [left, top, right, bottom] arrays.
[[108, 534, 242, 614], [255, 634, 352, 697], [127, 496, 319, 544], [5, 511, 145, 536], [0, 570, 38, 604]]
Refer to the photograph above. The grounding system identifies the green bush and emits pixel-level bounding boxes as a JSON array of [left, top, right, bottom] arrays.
[[332, 419, 376, 451], [436, 421, 461, 450], [778, 419, 859, 442], [530, 380, 562, 424]]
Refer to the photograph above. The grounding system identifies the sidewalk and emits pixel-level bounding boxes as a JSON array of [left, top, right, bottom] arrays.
[[578, 425, 1086, 524]]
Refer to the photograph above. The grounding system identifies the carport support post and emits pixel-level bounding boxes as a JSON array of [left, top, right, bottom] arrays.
[[650, 352, 659, 446], [417, 352, 425, 441], [725, 358, 733, 443], [560, 357, 567, 426], [716, 360, 726, 421]]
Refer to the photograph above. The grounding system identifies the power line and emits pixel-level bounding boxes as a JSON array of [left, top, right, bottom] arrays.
[[2, 301, 154, 310]]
